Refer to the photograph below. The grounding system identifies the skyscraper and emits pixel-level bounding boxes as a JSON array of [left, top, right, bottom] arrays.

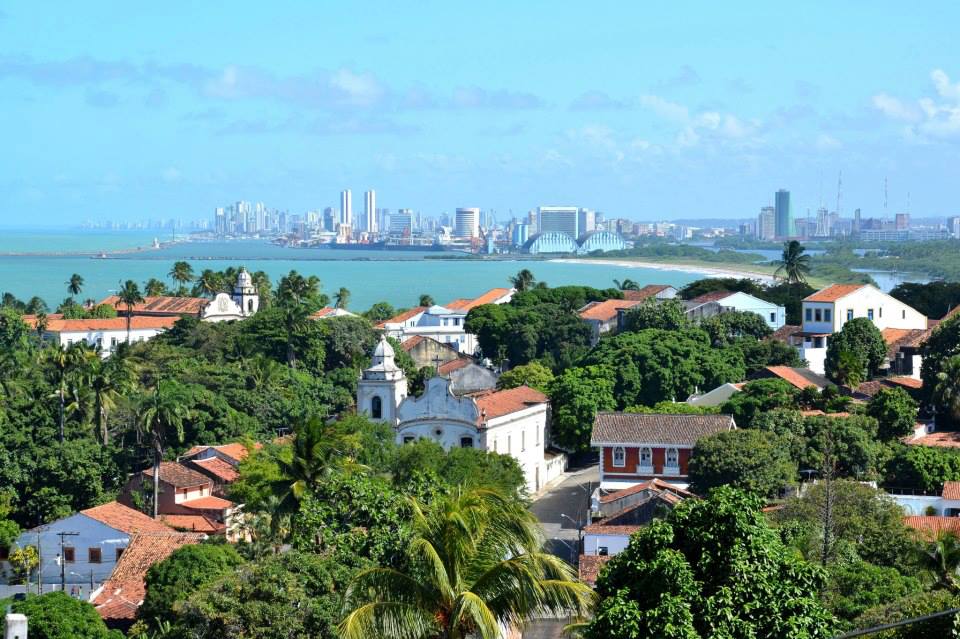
[[774, 190, 792, 238], [364, 190, 377, 233], [455, 208, 480, 238], [757, 206, 775, 240], [577, 208, 596, 236], [538, 206, 579, 238], [340, 189, 352, 228]]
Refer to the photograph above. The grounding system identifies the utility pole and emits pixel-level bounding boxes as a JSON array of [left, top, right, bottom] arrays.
[[57, 531, 79, 593], [820, 436, 836, 567]]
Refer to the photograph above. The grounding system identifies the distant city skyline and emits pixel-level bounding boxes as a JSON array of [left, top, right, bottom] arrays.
[[2, 2, 960, 225]]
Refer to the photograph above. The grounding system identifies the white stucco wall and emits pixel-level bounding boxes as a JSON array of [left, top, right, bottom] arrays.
[[53, 327, 165, 357]]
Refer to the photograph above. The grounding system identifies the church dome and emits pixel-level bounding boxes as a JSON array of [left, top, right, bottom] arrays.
[[373, 334, 395, 359], [236, 268, 253, 288]]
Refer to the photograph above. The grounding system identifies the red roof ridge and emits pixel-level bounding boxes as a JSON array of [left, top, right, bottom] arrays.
[[81, 501, 170, 534], [474, 385, 548, 424], [803, 283, 867, 303]]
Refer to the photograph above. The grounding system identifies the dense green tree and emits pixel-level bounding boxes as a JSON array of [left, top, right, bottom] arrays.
[[495, 361, 554, 392], [549, 364, 616, 451], [921, 316, 960, 411], [363, 301, 396, 322], [885, 444, 960, 493], [868, 386, 920, 440], [388, 439, 525, 497], [801, 414, 885, 480], [621, 298, 688, 332], [276, 270, 325, 308], [700, 310, 773, 345], [775, 240, 812, 284], [853, 589, 958, 639], [890, 281, 960, 320], [720, 378, 799, 427], [626, 401, 719, 415], [926, 531, 960, 592], [823, 561, 923, 626], [689, 429, 797, 497], [418, 293, 434, 306], [139, 542, 245, 626], [678, 277, 766, 300], [764, 281, 817, 325], [340, 487, 592, 639], [934, 355, 960, 424], [736, 335, 806, 373], [0, 591, 121, 639], [587, 487, 836, 639], [825, 318, 887, 384]]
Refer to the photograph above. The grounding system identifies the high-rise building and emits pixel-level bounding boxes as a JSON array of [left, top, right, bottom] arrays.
[[364, 190, 377, 233], [537, 206, 579, 238], [774, 190, 792, 238], [895, 213, 910, 230], [340, 189, 352, 228], [455, 208, 480, 238], [578, 208, 596, 236], [757, 206, 775, 240], [512, 221, 529, 247], [948, 216, 960, 239], [323, 207, 336, 232], [389, 211, 412, 236], [527, 210, 538, 233], [853, 208, 862, 234], [214, 207, 226, 236]]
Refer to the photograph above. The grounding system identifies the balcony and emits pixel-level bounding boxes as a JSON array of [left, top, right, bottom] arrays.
[[662, 465, 681, 477], [636, 464, 654, 475]]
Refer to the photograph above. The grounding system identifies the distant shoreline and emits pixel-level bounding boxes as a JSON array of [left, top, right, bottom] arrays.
[[549, 257, 777, 283]]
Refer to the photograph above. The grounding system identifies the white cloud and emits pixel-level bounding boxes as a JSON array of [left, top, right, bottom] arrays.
[[815, 134, 841, 150], [873, 70, 960, 140], [872, 93, 920, 121], [328, 69, 384, 107], [932, 69, 960, 101], [638, 94, 689, 122]]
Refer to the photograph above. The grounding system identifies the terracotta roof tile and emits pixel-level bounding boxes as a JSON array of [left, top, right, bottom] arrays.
[[160, 514, 224, 534], [942, 306, 960, 322], [803, 284, 867, 303], [904, 516, 960, 540], [687, 290, 734, 305], [81, 502, 170, 534], [578, 299, 642, 321], [444, 288, 513, 312], [141, 462, 212, 489], [99, 295, 209, 316], [310, 307, 338, 319], [578, 555, 613, 587], [591, 412, 735, 446], [475, 385, 548, 425], [582, 522, 643, 535], [906, 431, 960, 448], [764, 366, 831, 390], [599, 478, 696, 504], [770, 324, 802, 343], [622, 285, 673, 302], [189, 457, 240, 482], [438, 357, 472, 375], [94, 532, 204, 620], [43, 316, 179, 332], [377, 306, 426, 328], [181, 442, 258, 463], [180, 495, 234, 510], [943, 481, 960, 500]]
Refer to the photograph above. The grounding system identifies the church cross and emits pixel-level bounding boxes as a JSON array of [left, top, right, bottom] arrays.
[[432, 355, 443, 374]]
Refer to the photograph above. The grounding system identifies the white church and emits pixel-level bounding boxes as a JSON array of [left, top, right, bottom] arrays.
[[357, 336, 567, 494]]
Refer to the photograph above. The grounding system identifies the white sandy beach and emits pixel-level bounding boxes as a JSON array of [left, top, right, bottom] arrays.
[[550, 258, 776, 283]]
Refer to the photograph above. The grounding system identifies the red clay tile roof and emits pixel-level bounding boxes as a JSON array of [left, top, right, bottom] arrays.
[[882, 328, 929, 358], [764, 366, 830, 390], [81, 502, 171, 534], [180, 495, 234, 510], [591, 413, 735, 446], [377, 306, 426, 328], [583, 522, 643, 535], [800, 410, 852, 418], [687, 290, 734, 305], [888, 376, 923, 389], [599, 478, 696, 504], [310, 307, 339, 319], [622, 285, 674, 301], [578, 299, 643, 321], [855, 376, 923, 398], [474, 385, 548, 424], [181, 441, 258, 463], [160, 514, 224, 534], [438, 357, 472, 375], [43, 316, 179, 332], [189, 457, 240, 482], [943, 482, 960, 500], [140, 462, 211, 489], [904, 516, 960, 540], [942, 306, 960, 322], [906, 431, 960, 449], [578, 554, 612, 587], [444, 288, 513, 312], [770, 324, 802, 343], [99, 295, 208, 316], [803, 284, 866, 302], [94, 532, 204, 620]]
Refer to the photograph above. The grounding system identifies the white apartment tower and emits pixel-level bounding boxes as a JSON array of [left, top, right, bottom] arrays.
[[538, 206, 579, 238], [340, 189, 353, 228], [455, 208, 480, 238], [364, 190, 377, 233]]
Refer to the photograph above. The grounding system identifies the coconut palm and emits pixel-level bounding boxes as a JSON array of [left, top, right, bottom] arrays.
[[88, 357, 131, 445], [334, 287, 351, 309], [277, 270, 322, 307], [340, 487, 593, 639], [168, 261, 194, 295], [927, 531, 960, 592], [67, 273, 84, 299], [192, 269, 223, 298], [25, 296, 48, 315], [935, 356, 960, 423], [613, 278, 640, 291], [251, 270, 272, 307], [774, 240, 812, 284], [509, 269, 536, 292], [117, 280, 144, 344], [34, 312, 48, 341], [144, 278, 168, 297], [42, 342, 89, 444], [138, 379, 191, 518], [419, 294, 435, 307]]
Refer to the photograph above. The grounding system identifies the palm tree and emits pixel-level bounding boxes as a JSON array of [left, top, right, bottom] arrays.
[[251, 270, 272, 307], [34, 312, 48, 342], [419, 294, 435, 307], [117, 280, 144, 344], [927, 531, 960, 592], [613, 278, 640, 291], [88, 357, 131, 445], [168, 261, 194, 295], [509, 269, 536, 292], [192, 269, 222, 298], [334, 287, 351, 309], [138, 380, 191, 518], [280, 303, 309, 368], [340, 487, 593, 639], [277, 270, 321, 307], [144, 278, 168, 297], [67, 273, 84, 299], [42, 342, 88, 444], [935, 356, 960, 423], [774, 240, 812, 284]]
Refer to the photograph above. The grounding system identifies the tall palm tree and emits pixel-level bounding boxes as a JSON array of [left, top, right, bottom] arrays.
[[193, 269, 222, 298], [774, 240, 812, 284], [138, 380, 191, 518], [334, 287, 351, 309], [251, 270, 272, 307], [34, 312, 48, 342], [42, 342, 88, 444], [509, 269, 536, 292], [144, 278, 168, 297], [277, 270, 322, 307], [88, 357, 131, 445], [613, 278, 640, 291], [340, 488, 593, 639], [280, 303, 309, 368], [117, 280, 144, 344], [67, 273, 84, 299], [927, 531, 960, 592], [168, 261, 194, 295], [419, 294, 435, 307]]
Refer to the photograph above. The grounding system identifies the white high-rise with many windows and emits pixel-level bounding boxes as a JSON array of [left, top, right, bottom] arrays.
[[364, 190, 377, 233], [455, 208, 480, 238], [340, 189, 352, 228]]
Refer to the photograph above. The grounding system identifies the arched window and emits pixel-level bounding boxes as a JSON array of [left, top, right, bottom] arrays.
[[248, 299, 254, 312], [640, 447, 652, 467], [612, 446, 626, 467], [371, 396, 382, 419], [460, 437, 474, 448], [666, 448, 679, 467]]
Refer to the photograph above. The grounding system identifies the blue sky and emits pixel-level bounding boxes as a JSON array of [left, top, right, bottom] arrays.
[[2, 2, 959, 225]]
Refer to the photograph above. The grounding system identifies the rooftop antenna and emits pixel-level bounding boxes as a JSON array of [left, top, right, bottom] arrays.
[[835, 170, 842, 216]]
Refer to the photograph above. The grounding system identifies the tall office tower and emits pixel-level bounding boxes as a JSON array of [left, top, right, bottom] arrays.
[[538, 206, 580, 238], [774, 190, 792, 238], [948, 216, 960, 239], [578, 208, 596, 235], [815, 207, 830, 237], [527, 209, 538, 233], [323, 207, 336, 232], [364, 190, 377, 233], [214, 207, 226, 235], [895, 213, 910, 230], [757, 206, 776, 240], [389, 210, 412, 236], [455, 207, 481, 238], [853, 208, 862, 234], [340, 190, 352, 227]]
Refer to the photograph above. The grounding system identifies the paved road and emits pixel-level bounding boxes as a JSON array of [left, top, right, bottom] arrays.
[[530, 464, 599, 565]]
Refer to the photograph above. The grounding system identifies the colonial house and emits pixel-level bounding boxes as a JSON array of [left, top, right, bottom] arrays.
[[789, 284, 927, 375], [309, 307, 357, 320], [8, 501, 170, 590], [682, 291, 786, 330], [93, 531, 204, 630], [32, 316, 178, 357], [591, 412, 736, 491], [881, 327, 929, 379], [749, 365, 832, 391], [578, 299, 643, 345], [889, 481, 960, 517], [401, 335, 461, 370], [179, 442, 257, 498], [621, 284, 678, 302], [377, 288, 514, 354]]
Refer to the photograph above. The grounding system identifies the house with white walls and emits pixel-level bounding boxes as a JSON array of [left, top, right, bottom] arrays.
[[682, 291, 786, 330]]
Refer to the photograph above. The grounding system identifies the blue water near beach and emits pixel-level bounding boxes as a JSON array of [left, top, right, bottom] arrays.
[[0, 234, 705, 310]]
